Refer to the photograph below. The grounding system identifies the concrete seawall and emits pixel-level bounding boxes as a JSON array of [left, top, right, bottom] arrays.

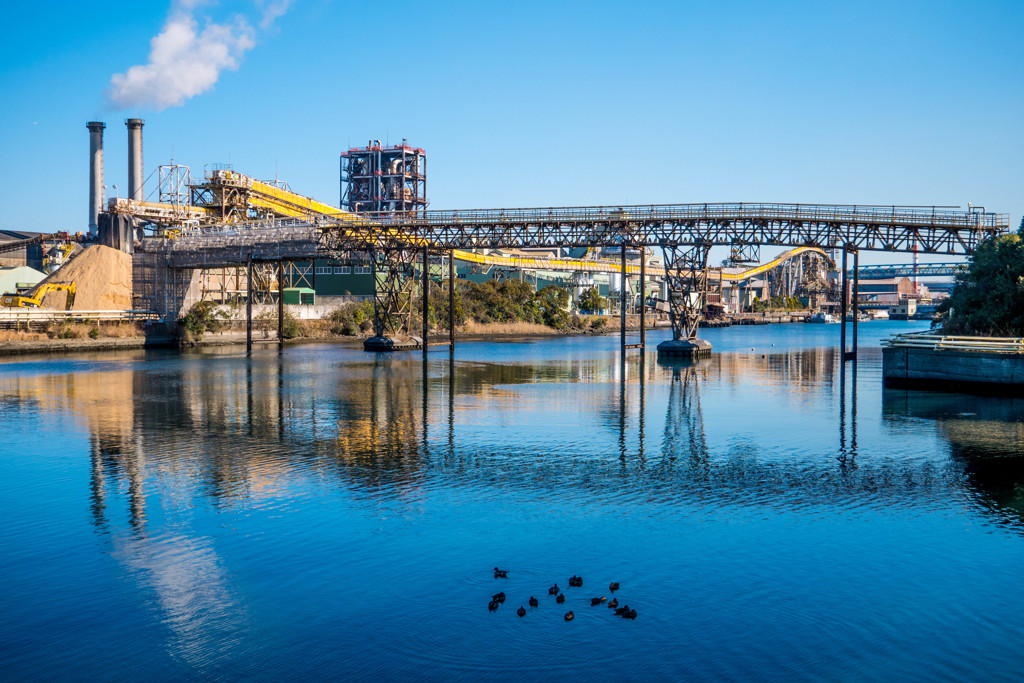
[[883, 345, 1024, 393]]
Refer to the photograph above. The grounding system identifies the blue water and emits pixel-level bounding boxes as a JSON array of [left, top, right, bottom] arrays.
[[2, 320, 1024, 681]]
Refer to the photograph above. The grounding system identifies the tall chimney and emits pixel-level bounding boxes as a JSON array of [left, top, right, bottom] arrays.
[[126, 118, 144, 201], [87, 121, 106, 235]]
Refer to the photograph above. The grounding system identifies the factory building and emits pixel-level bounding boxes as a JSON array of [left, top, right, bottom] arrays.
[[0, 230, 45, 269]]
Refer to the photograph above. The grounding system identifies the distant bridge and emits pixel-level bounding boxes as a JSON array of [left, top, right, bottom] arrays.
[[851, 262, 966, 279]]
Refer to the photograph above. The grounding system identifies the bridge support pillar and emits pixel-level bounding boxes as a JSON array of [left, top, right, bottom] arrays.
[[657, 241, 713, 360], [364, 247, 419, 352], [448, 251, 455, 348], [620, 246, 627, 353], [841, 245, 859, 361], [277, 261, 285, 349], [640, 247, 646, 350], [422, 245, 429, 355], [246, 253, 253, 356]]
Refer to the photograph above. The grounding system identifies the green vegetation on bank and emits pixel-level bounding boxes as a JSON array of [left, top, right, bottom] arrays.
[[412, 279, 577, 331], [937, 225, 1024, 336], [751, 296, 805, 312], [181, 300, 229, 340], [177, 279, 614, 344], [325, 300, 374, 336], [577, 286, 607, 313], [456, 280, 571, 329]]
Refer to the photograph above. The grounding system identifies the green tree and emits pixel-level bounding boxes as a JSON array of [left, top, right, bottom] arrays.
[[180, 301, 229, 340], [940, 229, 1024, 336], [577, 286, 606, 312], [536, 285, 570, 329]]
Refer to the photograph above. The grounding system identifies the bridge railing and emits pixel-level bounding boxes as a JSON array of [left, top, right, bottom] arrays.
[[884, 331, 1024, 354], [0, 309, 160, 328], [352, 203, 1009, 229], [166, 217, 317, 243], [851, 262, 968, 278]]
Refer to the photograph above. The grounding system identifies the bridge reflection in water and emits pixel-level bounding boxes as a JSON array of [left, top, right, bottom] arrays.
[[1, 344, 1018, 536], [7, 341, 1024, 676], [883, 387, 1024, 529]]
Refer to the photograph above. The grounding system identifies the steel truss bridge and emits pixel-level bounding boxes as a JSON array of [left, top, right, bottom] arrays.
[[852, 262, 966, 279], [147, 202, 1008, 351]]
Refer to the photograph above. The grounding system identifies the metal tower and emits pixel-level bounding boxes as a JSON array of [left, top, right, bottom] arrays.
[[340, 140, 426, 214]]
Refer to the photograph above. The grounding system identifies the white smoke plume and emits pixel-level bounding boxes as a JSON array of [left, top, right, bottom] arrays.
[[107, 1, 292, 111], [258, 0, 294, 30]]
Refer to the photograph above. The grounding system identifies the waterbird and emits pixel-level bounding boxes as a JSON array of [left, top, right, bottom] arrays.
[[529, 596, 538, 607], [488, 600, 499, 611], [492, 592, 506, 603], [614, 605, 630, 616], [624, 609, 637, 620], [568, 575, 583, 587], [494, 567, 508, 578], [517, 606, 527, 617], [591, 597, 606, 606], [608, 599, 619, 609], [556, 593, 566, 604], [609, 582, 620, 592], [548, 584, 559, 595], [564, 611, 575, 621]]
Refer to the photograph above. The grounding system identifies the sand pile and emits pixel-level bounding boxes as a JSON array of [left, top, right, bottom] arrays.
[[32, 245, 133, 310]]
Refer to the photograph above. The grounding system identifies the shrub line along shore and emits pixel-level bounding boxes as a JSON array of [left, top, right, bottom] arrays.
[[0, 319, 662, 358]]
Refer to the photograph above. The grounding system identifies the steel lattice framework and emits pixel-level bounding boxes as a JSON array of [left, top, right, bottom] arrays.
[[319, 202, 1007, 253], [148, 202, 1008, 343], [852, 262, 967, 279]]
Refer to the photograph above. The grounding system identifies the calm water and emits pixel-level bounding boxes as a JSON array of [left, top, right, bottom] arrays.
[[3, 321, 1024, 681]]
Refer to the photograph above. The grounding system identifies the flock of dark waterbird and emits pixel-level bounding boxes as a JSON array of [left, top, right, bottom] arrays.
[[489, 567, 637, 621]]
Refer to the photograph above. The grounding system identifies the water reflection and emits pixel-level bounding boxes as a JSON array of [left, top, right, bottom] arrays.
[[838, 359, 858, 468], [660, 358, 708, 465], [5, 339, 1024, 679], [883, 388, 1024, 528], [3, 345, 1024, 535]]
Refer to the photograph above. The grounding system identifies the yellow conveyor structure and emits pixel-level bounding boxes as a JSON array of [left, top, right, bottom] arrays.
[[109, 197, 218, 224], [116, 168, 830, 281], [720, 246, 832, 281], [208, 171, 359, 221], [209, 171, 662, 276], [451, 248, 665, 276], [451, 245, 830, 281]]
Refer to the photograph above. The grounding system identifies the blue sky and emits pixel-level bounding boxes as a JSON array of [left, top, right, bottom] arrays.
[[1, 0, 1021, 264]]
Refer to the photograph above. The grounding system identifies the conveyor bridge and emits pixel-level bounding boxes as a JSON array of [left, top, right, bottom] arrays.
[[139, 202, 1007, 351]]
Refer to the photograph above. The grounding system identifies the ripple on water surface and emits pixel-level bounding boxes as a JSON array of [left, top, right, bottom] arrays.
[[2, 325, 1024, 680]]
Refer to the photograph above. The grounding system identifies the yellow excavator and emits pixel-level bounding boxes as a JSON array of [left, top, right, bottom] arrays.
[[1, 282, 76, 309]]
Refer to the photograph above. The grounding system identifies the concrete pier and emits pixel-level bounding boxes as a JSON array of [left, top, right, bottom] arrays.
[[657, 338, 713, 359], [883, 342, 1024, 393], [363, 336, 422, 352]]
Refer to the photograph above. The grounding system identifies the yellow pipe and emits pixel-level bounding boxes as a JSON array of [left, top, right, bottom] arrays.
[[196, 171, 833, 282], [720, 246, 831, 281]]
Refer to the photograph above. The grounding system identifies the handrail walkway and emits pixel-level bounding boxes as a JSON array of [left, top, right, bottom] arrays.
[[883, 330, 1024, 354], [356, 202, 1004, 229], [852, 262, 967, 279], [159, 202, 1007, 269], [0, 309, 159, 329], [322, 202, 1007, 254]]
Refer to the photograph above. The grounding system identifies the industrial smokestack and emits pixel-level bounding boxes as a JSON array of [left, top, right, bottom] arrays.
[[126, 118, 144, 201], [87, 121, 106, 235]]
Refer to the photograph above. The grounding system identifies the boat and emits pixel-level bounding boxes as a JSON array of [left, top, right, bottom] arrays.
[[807, 312, 838, 323]]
